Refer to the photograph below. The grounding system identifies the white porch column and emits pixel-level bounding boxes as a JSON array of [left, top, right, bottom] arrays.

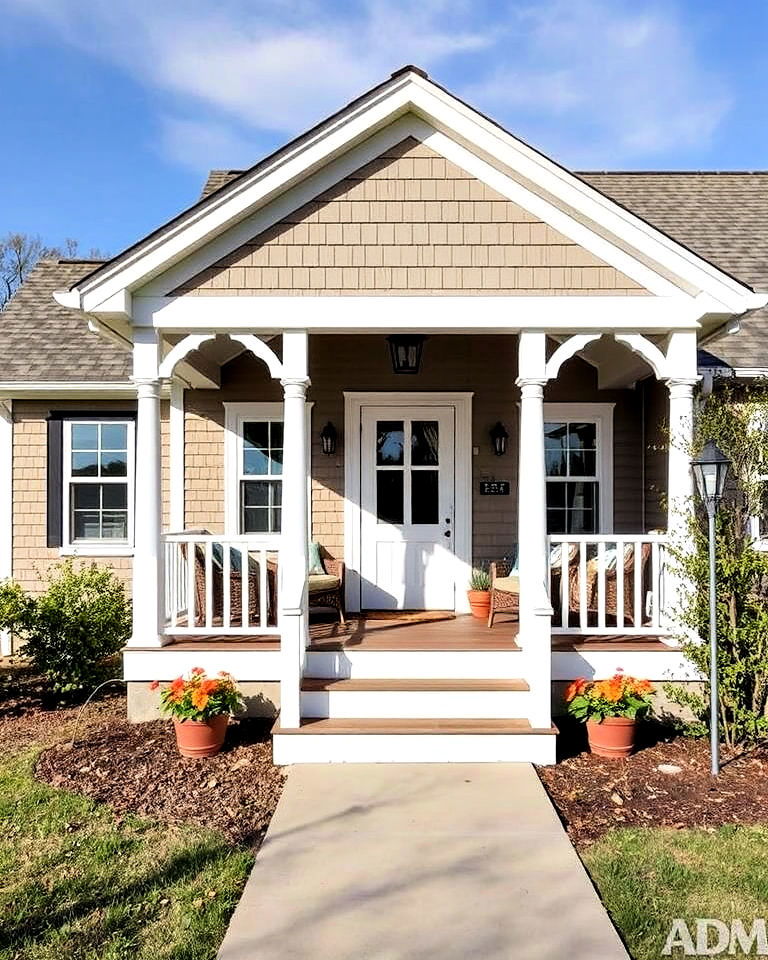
[[169, 379, 185, 531], [279, 330, 310, 729], [516, 331, 553, 729], [129, 329, 165, 648], [663, 330, 699, 634]]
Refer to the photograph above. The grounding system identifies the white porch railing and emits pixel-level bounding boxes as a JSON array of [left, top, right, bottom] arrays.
[[547, 534, 668, 635], [163, 532, 280, 635]]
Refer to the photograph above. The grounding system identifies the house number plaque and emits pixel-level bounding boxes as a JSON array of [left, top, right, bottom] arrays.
[[479, 480, 510, 496]]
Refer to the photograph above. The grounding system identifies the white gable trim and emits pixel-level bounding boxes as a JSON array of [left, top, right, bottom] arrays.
[[68, 70, 764, 319]]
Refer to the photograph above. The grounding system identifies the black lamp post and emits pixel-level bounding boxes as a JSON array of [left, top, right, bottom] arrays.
[[490, 421, 509, 456], [386, 335, 427, 374], [320, 421, 337, 456], [691, 441, 731, 776]]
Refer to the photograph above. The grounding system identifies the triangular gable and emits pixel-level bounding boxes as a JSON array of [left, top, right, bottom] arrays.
[[173, 138, 646, 298]]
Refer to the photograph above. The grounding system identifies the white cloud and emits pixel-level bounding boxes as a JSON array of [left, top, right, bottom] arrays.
[[4, 0, 731, 170]]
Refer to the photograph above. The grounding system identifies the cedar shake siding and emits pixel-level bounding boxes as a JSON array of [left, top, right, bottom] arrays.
[[183, 336, 650, 561], [173, 139, 647, 298], [12, 400, 170, 594]]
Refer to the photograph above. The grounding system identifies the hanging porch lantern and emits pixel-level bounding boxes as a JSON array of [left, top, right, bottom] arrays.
[[490, 421, 509, 457], [386, 335, 427, 374]]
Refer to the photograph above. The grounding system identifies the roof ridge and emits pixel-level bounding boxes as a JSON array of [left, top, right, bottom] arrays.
[[579, 170, 768, 176]]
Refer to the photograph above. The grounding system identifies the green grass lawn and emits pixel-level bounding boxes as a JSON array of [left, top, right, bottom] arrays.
[[583, 826, 768, 959], [0, 748, 254, 960]]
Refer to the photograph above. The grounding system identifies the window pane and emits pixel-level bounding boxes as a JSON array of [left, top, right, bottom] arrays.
[[270, 422, 284, 448], [73, 512, 101, 540], [544, 422, 567, 448], [545, 449, 566, 477], [544, 423, 567, 476], [243, 448, 270, 475], [566, 481, 596, 512], [568, 423, 596, 449], [101, 512, 128, 539], [101, 451, 127, 477], [243, 480, 271, 506], [568, 510, 595, 534], [241, 481, 281, 534], [71, 424, 98, 450], [72, 452, 98, 477], [242, 507, 270, 533], [412, 470, 438, 524], [270, 507, 282, 533], [269, 448, 283, 476], [102, 485, 127, 509], [73, 484, 100, 509], [376, 422, 404, 465], [101, 423, 127, 451], [546, 509, 566, 534], [569, 449, 596, 478], [243, 422, 269, 449], [546, 483, 566, 509], [411, 421, 439, 466], [376, 471, 404, 524]]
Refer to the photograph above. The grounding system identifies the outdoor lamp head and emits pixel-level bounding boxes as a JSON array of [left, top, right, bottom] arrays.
[[691, 441, 731, 514]]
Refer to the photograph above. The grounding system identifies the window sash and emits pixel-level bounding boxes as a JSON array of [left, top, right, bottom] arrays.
[[545, 417, 601, 535], [62, 420, 135, 547], [237, 418, 284, 535]]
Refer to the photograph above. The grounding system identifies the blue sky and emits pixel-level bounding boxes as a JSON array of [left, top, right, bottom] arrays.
[[2, 0, 767, 257]]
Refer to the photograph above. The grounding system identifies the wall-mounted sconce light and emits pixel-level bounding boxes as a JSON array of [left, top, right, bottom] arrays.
[[386, 335, 427, 374], [490, 421, 509, 457], [320, 421, 337, 456]]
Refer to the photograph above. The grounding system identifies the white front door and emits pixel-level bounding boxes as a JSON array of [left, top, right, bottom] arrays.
[[360, 405, 456, 610]]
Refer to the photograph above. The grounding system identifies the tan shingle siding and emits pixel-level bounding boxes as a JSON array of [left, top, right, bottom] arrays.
[[175, 139, 645, 297]]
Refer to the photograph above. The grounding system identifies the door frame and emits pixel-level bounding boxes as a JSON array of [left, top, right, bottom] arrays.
[[344, 391, 473, 614]]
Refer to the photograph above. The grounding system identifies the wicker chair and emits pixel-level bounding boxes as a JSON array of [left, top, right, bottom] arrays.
[[567, 542, 652, 627], [308, 557, 345, 623], [487, 561, 519, 628], [186, 542, 277, 629]]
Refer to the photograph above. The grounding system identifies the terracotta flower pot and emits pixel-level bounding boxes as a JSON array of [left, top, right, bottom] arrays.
[[467, 589, 491, 620], [586, 716, 637, 759], [173, 714, 229, 758]]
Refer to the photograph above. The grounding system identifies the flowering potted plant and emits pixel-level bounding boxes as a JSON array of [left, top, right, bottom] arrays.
[[150, 668, 244, 758], [467, 566, 491, 620], [565, 672, 655, 759]]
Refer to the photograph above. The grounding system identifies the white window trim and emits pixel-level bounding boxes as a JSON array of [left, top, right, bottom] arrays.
[[224, 402, 312, 538], [543, 402, 614, 534], [61, 418, 136, 556]]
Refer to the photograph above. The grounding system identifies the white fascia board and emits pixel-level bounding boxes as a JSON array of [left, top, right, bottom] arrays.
[[404, 75, 760, 312], [0, 381, 171, 400], [69, 71, 760, 319], [136, 293, 703, 334]]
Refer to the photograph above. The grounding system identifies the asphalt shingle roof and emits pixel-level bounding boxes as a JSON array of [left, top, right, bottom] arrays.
[[0, 259, 131, 382]]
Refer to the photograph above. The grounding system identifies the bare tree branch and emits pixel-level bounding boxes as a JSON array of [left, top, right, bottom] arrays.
[[0, 234, 108, 310]]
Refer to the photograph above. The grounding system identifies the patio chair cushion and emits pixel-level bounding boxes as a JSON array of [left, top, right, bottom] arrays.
[[308, 541, 326, 576], [308, 574, 341, 593], [493, 575, 519, 594]]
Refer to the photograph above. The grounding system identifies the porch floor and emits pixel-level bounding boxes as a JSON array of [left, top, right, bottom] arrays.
[[161, 613, 671, 651]]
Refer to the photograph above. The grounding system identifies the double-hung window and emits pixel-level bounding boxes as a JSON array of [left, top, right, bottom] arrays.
[[62, 419, 135, 548], [225, 403, 288, 536], [543, 404, 613, 535]]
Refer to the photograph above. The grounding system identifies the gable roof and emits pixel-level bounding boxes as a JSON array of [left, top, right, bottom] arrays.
[[0, 260, 131, 383]]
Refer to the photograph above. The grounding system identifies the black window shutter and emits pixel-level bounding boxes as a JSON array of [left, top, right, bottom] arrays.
[[47, 417, 63, 548]]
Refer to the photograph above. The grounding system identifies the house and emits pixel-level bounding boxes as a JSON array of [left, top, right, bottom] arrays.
[[3, 66, 767, 763]]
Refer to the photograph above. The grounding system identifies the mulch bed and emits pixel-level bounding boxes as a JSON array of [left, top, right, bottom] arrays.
[[538, 722, 768, 848], [37, 716, 286, 848]]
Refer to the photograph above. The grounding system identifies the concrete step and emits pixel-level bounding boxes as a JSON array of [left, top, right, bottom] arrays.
[[300, 678, 532, 719], [272, 717, 558, 764]]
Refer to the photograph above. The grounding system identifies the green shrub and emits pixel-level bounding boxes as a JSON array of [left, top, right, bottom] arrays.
[[0, 560, 131, 692]]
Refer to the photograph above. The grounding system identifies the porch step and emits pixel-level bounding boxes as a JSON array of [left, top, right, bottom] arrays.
[[305, 648, 524, 680], [300, 677, 531, 719], [272, 717, 558, 764]]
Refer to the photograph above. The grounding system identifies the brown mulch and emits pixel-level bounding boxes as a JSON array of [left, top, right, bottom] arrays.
[[36, 715, 286, 848], [538, 723, 768, 848]]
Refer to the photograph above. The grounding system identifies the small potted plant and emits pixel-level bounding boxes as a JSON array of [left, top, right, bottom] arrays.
[[150, 668, 245, 758], [467, 566, 491, 620], [565, 671, 655, 759]]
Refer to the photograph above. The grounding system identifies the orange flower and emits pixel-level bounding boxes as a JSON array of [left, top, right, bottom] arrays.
[[191, 688, 209, 711], [565, 678, 587, 702], [191, 667, 205, 676], [201, 678, 218, 695], [148, 680, 160, 691]]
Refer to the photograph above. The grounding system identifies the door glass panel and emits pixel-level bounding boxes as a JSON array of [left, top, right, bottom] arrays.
[[412, 470, 438, 524], [376, 421, 404, 465], [376, 471, 404, 524], [411, 421, 439, 466]]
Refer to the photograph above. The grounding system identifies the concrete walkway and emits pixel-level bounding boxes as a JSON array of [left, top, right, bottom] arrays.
[[218, 764, 628, 960]]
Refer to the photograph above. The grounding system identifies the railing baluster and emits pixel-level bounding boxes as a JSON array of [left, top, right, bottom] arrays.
[[596, 541, 606, 630], [650, 540, 661, 630], [615, 539, 624, 631], [560, 540, 569, 629], [259, 549, 268, 631], [579, 541, 588, 631], [241, 546, 249, 630], [633, 541, 642, 629], [222, 544, 231, 631], [204, 540, 213, 630], [187, 539, 196, 629]]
